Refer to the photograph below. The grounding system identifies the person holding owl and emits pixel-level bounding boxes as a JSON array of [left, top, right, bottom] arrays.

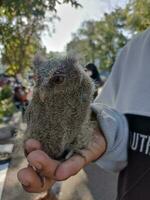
[[18, 28, 150, 200]]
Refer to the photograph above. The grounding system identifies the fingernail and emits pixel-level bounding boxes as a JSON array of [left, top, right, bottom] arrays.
[[21, 180, 30, 187], [53, 171, 60, 181], [36, 163, 42, 170]]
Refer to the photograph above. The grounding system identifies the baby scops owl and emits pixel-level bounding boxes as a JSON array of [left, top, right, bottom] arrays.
[[25, 55, 95, 160]]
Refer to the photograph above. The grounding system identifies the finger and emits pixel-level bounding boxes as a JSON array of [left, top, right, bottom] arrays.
[[27, 150, 60, 178], [24, 139, 42, 157], [55, 130, 106, 181], [54, 154, 85, 181], [17, 166, 55, 193]]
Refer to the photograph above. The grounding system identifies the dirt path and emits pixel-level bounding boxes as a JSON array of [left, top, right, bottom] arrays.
[[1, 131, 38, 200]]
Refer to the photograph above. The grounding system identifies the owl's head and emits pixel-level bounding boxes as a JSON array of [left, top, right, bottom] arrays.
[[33, 54, 93, 102]]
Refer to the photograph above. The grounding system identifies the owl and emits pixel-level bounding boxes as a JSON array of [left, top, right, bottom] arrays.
[[25, 55, 95, 160]]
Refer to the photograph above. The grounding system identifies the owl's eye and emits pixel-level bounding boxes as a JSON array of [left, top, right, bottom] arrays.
[[52, 76, 65, 84]]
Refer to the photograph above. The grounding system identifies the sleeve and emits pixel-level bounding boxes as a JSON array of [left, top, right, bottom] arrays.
[[91, 103, 129, 172], [91, 48, 129, 172]]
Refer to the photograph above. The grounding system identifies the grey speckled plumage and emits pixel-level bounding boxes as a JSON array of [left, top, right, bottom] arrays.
[[25, 55, 95, 160]]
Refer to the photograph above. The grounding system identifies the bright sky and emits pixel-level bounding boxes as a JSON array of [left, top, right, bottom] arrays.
[[41, 0, 128, 52]]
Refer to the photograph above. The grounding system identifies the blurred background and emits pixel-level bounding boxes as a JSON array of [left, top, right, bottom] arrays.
[[0, 0, 150, 122]]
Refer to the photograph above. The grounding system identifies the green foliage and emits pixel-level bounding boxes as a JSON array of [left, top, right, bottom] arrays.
[[67, 8, 128, 71], [0, 98, 16, 123], [93, 9, 128, 70], [67, 0, 150, 71], [0, 85, 15, 123], [66, 36, 90, 64], [0, 85, 12, 100], [0, 21, 41, 75], [48, 51, 65, 59], [0, 0, 81, 76], [63, 0, 81, 8], [0, 0, 81, 18], [126, 0, 150, 33]]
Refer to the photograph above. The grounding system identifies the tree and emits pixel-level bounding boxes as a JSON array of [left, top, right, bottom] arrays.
[[0, 19, 42, 75], [94, 9, 128, 70], [0, 0, 81, 75], [66, 34, 92, 65], [126, 0, 150, 33], [67, 8, 128, 71]]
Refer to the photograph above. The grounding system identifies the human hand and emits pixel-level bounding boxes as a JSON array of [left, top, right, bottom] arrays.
[[17, 127, 106, 193]]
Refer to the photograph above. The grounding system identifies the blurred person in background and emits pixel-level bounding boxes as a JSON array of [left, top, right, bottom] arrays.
[[13, 85, 29, 117], [85, 63, 103, 98]]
